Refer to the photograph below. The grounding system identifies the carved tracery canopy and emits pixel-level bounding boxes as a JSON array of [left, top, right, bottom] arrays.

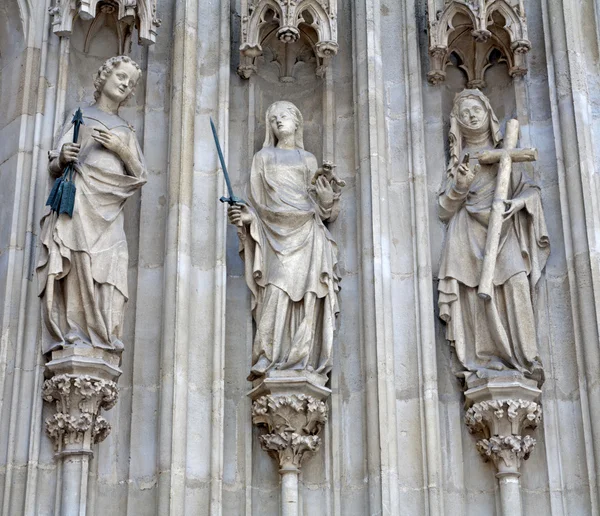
[[427, 0, 530, 86], [49, 0, 161, 47], [238, 0, 338, 79]]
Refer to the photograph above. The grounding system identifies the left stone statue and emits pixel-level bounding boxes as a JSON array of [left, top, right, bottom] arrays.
[[37, 55, 147, 354]]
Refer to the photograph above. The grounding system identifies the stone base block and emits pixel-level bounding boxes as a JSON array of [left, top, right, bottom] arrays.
[[248, 369, 331, 401], [464, 371, 541, 406], [45, 346, 122, 381]]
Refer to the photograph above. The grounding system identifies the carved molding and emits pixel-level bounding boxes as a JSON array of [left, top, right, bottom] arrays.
[[238, 0, 338, 79], [465, 399, 541, 474], [251, 393, 328, 470], [42, 374, 118, 452], [427, 0, 530, 86], [49, 0, 161, 45]]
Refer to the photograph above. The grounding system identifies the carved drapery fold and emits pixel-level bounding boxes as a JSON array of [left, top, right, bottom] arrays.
[[427, 0, 530, 86]]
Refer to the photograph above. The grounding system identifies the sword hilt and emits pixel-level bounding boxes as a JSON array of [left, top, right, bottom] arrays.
[[220, 195, 245, 206]]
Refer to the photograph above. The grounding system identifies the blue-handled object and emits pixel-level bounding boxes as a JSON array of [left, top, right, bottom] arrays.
[[210, 117, 244, 205], [46, 108, 84, 217]]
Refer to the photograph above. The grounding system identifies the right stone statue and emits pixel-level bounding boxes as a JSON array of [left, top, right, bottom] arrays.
[[438, 89, 550, 384]]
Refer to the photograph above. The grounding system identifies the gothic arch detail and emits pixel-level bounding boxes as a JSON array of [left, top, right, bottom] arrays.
[[427, 0, 530, 86], [238, 0, 338, 79], [49, 0, 161, 46]]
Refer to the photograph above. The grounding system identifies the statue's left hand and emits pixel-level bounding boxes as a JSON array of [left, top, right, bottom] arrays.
[[92, 128, 126, 157], [503, 197, 526, 220], [315, 175, 334, 209]]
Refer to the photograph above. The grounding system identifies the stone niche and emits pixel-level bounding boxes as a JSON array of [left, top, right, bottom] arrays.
[[427, 0, 530, 87]]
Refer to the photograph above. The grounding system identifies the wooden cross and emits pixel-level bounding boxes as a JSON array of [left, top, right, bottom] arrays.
[[476, 119, 537, 300]]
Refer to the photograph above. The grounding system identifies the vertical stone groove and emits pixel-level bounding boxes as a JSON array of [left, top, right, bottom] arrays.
[[401, 0, 445, 513]]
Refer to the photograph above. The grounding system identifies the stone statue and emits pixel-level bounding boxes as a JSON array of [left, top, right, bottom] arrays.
[[228, 101, 341, 381], [37, 55, 147, 354], [437, 89, 550, 384]]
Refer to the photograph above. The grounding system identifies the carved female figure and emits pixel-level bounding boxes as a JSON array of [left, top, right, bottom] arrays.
[[229, 101, 340, 380], [37, 56, 147, 354], [438, 89, 549, 383]]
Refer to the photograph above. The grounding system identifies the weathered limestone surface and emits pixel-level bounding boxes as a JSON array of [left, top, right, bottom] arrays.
[[0, 0, 600, 514]]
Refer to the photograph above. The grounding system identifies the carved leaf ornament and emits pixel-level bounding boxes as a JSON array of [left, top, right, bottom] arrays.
[[252, 394, 328, 468]]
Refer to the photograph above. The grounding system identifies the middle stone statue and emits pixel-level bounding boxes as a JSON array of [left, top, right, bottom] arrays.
[[228, 101, 341, 381]]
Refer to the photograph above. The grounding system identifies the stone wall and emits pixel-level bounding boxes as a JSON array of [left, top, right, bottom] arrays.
[[0, 0, 599, 514]]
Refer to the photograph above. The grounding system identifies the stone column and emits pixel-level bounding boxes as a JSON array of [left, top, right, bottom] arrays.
[[464, 375, 542, 516], [249, 373, 330, 516], [541, 0, 600, 507], [42, 348, 121, 516]]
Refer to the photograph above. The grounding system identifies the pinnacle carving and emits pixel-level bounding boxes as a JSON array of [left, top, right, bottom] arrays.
[[43, 374, 119, 451], [251, 394, 328, 470]]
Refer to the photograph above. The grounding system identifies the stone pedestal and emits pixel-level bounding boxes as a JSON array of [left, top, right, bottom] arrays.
[[464, 373, 542, 516], [42, 348, 121, 516], [249, 372, 330, 516]]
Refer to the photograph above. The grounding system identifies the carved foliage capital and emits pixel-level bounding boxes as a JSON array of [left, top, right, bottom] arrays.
[[252, 394, 328, 470], [476, 434, 536, 473], [465, 399, 541, 474], [43, 374, 118, 450]]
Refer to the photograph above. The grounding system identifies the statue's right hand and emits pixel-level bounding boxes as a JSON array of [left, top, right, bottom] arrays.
[[58, 143, 81, 168], [228, 204, 254, 227], [455, 163, 475, 191]]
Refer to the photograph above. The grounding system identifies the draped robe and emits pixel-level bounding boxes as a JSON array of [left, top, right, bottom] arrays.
[[238, 146, 340, 379], [438, 153, 549, 381], [37, 106, 147, 353]]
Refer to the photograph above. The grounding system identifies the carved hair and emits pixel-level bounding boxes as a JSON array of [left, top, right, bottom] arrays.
[[93, 55, 141, 104], [263, 101, 304, 150], [447, 89, 502, 174]]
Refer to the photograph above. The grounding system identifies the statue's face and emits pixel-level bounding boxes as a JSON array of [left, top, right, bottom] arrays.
[[458, 97, 488, 131], [101, 62, 139, 104], [269, 106, 297, 140]]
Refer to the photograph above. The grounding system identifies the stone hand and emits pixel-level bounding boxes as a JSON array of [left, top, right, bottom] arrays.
[[455, 163, 475, 192], [58, 142, 81, 168], [503, 197, 526, 220], [315, 175, 334, 209], [92, 128, 125, 156], [228, 204, 254, 227]]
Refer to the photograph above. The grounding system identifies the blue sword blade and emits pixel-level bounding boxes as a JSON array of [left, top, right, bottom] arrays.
[[210, 117, 243, 204]]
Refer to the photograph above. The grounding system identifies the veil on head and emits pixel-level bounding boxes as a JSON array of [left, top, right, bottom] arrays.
[[263, 101, 304, 150], [447, 89, 502, 174]]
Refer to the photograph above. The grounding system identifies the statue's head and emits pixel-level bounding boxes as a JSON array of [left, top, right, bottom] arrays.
[[93, 55, 141, 107], [450, 89, 501, 142], [456, 96, 488, 133], [263, 101, 304, 149], [446, 89, 502, 173]]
